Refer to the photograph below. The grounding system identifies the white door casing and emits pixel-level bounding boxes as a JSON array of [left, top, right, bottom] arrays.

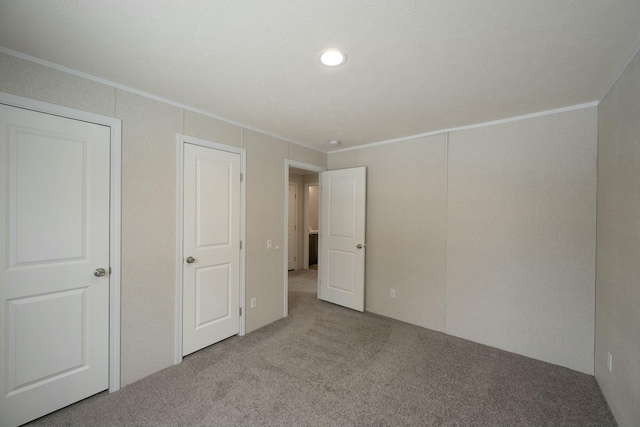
[[182, 143, 241, 356], [0, 104, 111, 427], [319, 167, 366, 312], [288, 184, 297, 271]]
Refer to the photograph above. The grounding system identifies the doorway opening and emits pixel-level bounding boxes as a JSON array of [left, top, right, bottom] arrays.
[[284, 160, 325, 317]]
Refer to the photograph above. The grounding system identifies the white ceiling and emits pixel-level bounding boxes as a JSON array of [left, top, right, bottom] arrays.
[[1, 1, 639, 152]]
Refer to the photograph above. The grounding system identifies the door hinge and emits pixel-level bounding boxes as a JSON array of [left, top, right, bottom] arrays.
[[109, 267, 112, 274], [240, 240, 242, 249], [239, 307, 242, 316], [240, 173, 243, 182]]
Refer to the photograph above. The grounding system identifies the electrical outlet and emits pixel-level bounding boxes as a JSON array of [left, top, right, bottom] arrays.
[[607, 352, 613, 372], [390, 289, 396, 298], [266, 240, 272, 249], [250, 297, 257, 308]]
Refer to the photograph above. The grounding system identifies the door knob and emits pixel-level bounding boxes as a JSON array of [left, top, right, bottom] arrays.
[[356, 244, 363, 249], [94, 268, 106, 277], [186, 256, 196, 264]]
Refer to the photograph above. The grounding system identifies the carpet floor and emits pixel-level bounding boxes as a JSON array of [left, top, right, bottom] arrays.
[[27, 269, 616, 426]]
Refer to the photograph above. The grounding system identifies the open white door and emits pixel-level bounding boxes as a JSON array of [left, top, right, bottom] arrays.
[[0, 105, 110, 427], [319, 167, 366, 312], [182, 143, 240, 356]]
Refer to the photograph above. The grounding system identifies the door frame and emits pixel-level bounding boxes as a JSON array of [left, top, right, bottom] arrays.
[[174, 134, 246, 364], [0, 92, 122, 393], [283, 160, 325, 317]]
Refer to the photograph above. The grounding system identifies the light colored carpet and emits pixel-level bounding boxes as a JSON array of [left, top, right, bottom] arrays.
[[27, 269, 616, 426], [287, 268, 318, 293]]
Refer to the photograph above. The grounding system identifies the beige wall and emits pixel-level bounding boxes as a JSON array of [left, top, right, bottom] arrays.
[[243, 130, 288, 332], [0, 52, 326, 386], [447, 108, 597, 374], [328, 135, 448, 331], [596, 49, 640, 427], [328, 107, 597, 374], [115, 90, 182, 384]]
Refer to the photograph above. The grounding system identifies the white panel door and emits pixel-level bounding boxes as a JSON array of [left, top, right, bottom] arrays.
[[0, 105, 110, 427], [183, 143, 240, 356], [319, 167, 366, 312], [288, 184, 297, 271]]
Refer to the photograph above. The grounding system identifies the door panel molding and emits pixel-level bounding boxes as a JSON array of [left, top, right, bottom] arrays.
[[284, 160, 325, 317], [175, 134, 246, 364], [0, 92, 122, 394]]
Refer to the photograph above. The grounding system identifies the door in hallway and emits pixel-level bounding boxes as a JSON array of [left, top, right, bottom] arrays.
[[319, 167, 366, 312], [288, 183, 297, 271]]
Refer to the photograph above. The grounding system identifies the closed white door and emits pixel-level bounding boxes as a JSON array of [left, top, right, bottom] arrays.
[[319, 167, 366, 312], [288, 184, 297, 271], [0, 105, 110, 427], [183, 143, 240, 356]]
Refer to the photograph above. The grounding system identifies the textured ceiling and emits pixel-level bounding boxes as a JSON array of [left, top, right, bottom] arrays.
[[1, 1, 639, 152]]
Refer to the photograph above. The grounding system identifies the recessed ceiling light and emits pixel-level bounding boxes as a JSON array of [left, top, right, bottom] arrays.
[[320, 50, 347, 66], [329, 139, 341, 146]]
